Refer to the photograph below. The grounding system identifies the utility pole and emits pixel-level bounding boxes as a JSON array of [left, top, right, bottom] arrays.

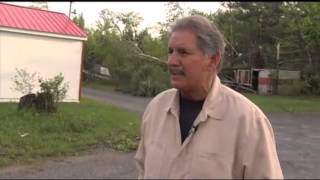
[[68, 1, 72, 18], [274, 42, 280, 95]]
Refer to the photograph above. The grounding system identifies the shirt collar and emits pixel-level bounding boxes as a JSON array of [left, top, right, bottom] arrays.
[[166, 75, 224, 121]]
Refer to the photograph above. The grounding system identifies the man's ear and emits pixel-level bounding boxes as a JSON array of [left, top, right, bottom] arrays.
[[208, 52, 221, 70]]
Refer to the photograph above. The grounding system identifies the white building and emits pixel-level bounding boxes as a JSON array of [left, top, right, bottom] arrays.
[[0, 3, 87, 102], [234, 68, 301, 94]]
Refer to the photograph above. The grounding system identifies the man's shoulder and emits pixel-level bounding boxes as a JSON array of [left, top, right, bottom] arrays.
[[143, 88, 177, 114], [155, 88, 178, 97], [220, 84, 266, 118], [141, 88, 177, 124], [147, 88, 177, 107]]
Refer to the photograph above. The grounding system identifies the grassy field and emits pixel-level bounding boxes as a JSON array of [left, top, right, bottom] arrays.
[[245, 94, 320, 112], [0, 97, 140, 167]]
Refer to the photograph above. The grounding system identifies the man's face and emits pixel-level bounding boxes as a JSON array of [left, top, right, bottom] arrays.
[[167, 30, 217, 93]]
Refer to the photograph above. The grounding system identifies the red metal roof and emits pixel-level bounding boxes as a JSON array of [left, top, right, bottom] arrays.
[[0, 3, 87, 38]]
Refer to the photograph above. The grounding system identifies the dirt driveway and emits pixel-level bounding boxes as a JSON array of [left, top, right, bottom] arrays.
[[0, 88, 319, 179]]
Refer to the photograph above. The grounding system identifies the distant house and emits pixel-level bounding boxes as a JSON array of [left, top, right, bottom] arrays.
[[0, 3, 87, 102], [234, 68, 301, 94]]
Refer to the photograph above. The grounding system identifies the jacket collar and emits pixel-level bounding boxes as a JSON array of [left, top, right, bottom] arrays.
[[166, 75, 224, 121]]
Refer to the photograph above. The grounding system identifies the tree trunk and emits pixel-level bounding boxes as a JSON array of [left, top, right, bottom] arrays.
[[299, 31, 313, 66]]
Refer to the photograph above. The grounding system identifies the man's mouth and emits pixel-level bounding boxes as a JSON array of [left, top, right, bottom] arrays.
[[169, 67, 185, 76]]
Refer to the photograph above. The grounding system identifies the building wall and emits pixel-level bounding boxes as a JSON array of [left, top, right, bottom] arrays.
[[279, 70, 300, 80], [258, 70, 272, 94], [257, 69, 301, 95], [0, 31, 82, 102]]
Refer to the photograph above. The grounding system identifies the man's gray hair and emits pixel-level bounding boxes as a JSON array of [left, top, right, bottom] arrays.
[[169, 15, 226, 72]]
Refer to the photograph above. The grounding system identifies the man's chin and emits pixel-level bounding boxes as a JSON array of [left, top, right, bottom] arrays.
[[170, 80, 184, 90], [170, 75, 187, 88]]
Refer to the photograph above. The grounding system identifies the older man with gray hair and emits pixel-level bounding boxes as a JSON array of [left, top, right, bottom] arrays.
[[134, 15, 283, 179]]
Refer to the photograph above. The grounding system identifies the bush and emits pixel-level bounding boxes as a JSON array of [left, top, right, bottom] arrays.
[[301, 67, 320, 95], [129, 64, 170, 97], [34, 73, 69, 113], [18, 93, 37, 110], [12, 69, 69, 113], [34, 92, 56, 113], [38, 73, 69, 103], [112, 61, 170, 97], [11, 68, 39, 95], [278, 80, 305, 96], [112, 63, 136, 93], [303, 74, 320, 95]]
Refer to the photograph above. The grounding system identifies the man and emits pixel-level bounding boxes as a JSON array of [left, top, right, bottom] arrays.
[[134, 15, 283, 179]]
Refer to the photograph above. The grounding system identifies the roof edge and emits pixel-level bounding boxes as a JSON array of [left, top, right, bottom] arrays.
[[0, 2, 65, 15], [0, 27, 87, 41]]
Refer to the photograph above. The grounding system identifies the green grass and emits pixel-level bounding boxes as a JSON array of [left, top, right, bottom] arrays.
[[83, 79, 117, 92], [244, 94, 320, 112], [0, 97, 140, 167]]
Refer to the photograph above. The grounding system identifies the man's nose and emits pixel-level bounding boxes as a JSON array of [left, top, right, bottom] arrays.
[[167, 52, 180, 66]]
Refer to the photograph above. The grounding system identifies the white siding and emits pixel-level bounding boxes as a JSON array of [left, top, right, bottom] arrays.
[[0, 31, 82, 102], [279, 70, 300, 80], [258, 70, 272, 95]]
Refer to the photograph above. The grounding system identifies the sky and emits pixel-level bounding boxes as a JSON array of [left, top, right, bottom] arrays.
[[4, 1, 224, 35]]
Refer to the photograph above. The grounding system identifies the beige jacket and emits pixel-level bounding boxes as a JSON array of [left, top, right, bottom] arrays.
[[134, 76, 283, 179]]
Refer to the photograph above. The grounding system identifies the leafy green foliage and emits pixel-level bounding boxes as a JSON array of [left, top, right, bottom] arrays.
[[84, 2, 320, 96], [12, 69, 69, 113], [72, 13, 85, 30], [130, 64, 170, 96], [84, 8, 170, 96], [38, 73, 69, 103], [31, 73, 69, 113], [301, 67, 320, 95]]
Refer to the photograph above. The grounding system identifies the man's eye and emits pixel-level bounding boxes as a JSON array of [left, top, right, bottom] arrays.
[[178, 49, 188, 55], [168, 48, 173, 54]]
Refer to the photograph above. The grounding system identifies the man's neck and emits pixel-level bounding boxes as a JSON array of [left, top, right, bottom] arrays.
[[180, 75, 215, 101]]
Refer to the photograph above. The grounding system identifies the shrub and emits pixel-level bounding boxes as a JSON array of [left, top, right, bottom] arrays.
[[112, 63, 136, 93], [303, 74, 320, 95], [18, 93, 37, 111], [11, 68, 39, 95], [301, 67, 320, 95], [34, 92, 56, 113], [38, 73, 69, 103], [278, 80, 305, 96], [129, 64, 170, 97], [12, 69, 69, 113]]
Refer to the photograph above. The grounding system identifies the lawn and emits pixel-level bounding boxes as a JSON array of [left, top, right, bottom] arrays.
[[245, 94, 320, 112], [0, 97, 140, 167]]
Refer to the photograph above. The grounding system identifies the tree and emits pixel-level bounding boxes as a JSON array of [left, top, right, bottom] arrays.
[[84, 8, 170, 96], [118, 12, 143, 42], [213, 2, 285, 69], [72, 12, 85, 30], [281, 2, 320, 69], [158, 2, 185, 37], [165, 2, 185, 25]]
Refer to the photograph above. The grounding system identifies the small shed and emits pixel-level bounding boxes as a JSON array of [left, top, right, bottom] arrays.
[[234, 68, 301, 94], [0, 3, 87, 102]]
